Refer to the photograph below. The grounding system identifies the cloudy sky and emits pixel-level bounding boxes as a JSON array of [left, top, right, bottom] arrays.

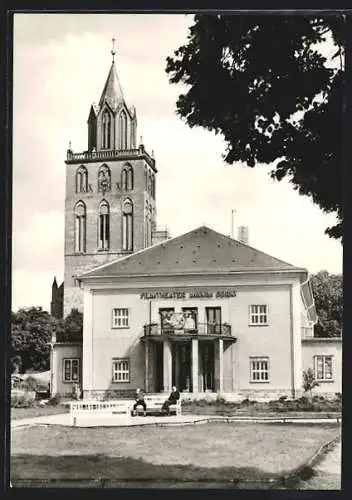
[[12, 13, 342, 312]]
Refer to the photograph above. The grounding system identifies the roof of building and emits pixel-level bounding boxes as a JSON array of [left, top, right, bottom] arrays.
[[98, 61, 125, 111], [79, 225, 306, 279]]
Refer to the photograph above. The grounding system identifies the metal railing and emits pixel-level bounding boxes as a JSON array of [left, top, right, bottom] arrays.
[[143, 323, 232, 337], [66, 147, 155, 166]]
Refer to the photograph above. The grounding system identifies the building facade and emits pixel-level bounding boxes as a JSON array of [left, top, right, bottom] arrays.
[[50, 46, 342, 400], [51, 226, 341, 399]]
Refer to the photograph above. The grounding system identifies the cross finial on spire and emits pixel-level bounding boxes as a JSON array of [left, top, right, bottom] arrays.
[[111, 37, 116, 64]]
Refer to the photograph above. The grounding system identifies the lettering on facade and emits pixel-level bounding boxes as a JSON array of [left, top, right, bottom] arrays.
[[140, 289, 236, 299]]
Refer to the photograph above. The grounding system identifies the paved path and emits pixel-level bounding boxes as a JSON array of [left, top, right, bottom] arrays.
[[315, 439, 341, 476], [11, 412, 342, 429], [297, 438, 341, 490]]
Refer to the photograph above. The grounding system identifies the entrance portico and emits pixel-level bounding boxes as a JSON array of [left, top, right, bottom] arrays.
[[142, 324, 235, 394]]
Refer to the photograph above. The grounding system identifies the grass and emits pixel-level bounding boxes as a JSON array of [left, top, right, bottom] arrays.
[[11, 405, 69, 420], [11, 422, 340, 484]]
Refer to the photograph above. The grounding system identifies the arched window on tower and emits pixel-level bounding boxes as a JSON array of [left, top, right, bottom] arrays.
[[121, 164, 134, 191], [98, 164, 111, 193], [149, 204, 153, 246], [145, 201, 149, 248], [98, 200, 110, 250], [148, 171, 152, 195], [102, 111, 111, 149], [74, 201, 86, 253], [151, 173, 155, 199], [122, 198, 133, 251], [119, 110, 128, 150], [75, 166, 88, 193], [144, 166, 147, 191]]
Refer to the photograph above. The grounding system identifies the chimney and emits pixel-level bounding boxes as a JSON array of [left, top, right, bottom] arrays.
[[237, 226, 249, 245]]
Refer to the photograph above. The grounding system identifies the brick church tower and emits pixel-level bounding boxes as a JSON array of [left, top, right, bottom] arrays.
[[61, 41, 163, 317]]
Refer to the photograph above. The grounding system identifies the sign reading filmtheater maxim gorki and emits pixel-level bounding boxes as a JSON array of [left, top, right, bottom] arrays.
[[140, 289, 237, 300]]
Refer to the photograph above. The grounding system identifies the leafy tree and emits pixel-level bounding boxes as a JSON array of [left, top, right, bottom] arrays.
[[302, 368, 320, 402], [11, 307, 58, 373], [166, 15, 345, 238], [311, 270, 342, 337], [64, 308, 83, 339]]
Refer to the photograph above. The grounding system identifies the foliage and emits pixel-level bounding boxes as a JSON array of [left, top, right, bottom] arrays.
[[48, 394, 61, 406], [64, 308, 83, 339], [11, 307, 59, 374], [11, 394, 36, 408], [303, 368, 320, 400], [311, 270, 342, 337], [21, 376, 38, 392], [166, 15, 345, 238]]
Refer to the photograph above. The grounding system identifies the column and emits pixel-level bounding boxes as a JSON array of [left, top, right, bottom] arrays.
[[192, 338, 199, 393], [82, 289, 94, 395], [218, 338, 224, 394], [163, 340, 172, 393], [144, 340, 149, 393]]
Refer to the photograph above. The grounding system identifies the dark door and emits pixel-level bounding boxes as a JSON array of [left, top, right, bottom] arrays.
[[155, 343, 164, 392], [179, 343, 191, 391], [200, 342, 215, 391], [206, 307, 222, 335]]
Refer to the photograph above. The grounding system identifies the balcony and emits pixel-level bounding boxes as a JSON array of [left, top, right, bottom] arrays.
[[66, 146, 155, 169], [142, 322, 233, 340]]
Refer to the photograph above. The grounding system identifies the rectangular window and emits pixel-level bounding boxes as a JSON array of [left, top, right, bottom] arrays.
[[112, 308, 129, 328], [63, 358, 80, 383], [112, 358, 130, 382], [249, 305, 268, 325], [250, 357, 269, 382], [206, 307, 222, 334], [314, 355, 333, 381]]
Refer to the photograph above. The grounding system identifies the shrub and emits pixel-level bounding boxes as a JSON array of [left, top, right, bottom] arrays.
[[278, 395, 288, 402], [11, 394, 35, 408], [240, 398, 251, 406], [48, 394, 60, 406], [216, 395, 226, 405], [302, 368, 319, 401]]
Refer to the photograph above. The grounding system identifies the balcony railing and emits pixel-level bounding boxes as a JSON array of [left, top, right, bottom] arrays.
[[66, 146, 155, 167], [143, 322, 232, 338]]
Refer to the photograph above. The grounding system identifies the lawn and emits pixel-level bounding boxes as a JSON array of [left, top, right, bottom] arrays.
[[11, 422, 340, 485], [11, 405, 69, 420]]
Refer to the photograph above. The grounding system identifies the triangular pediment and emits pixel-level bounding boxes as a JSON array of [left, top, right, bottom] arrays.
[[79, 226, 304, 280]]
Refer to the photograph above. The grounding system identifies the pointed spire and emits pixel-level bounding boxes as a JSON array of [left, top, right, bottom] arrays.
[[99, 39, 124, 111], [52, 277, 58, 289]]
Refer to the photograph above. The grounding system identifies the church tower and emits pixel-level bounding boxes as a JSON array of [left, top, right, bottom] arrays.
[[63, 40, 158, 317]]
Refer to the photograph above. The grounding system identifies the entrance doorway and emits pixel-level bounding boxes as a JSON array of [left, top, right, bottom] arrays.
[[200, 342, 215, 391], [154, 343, 163, 392], [172, 343, 191, 392]]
